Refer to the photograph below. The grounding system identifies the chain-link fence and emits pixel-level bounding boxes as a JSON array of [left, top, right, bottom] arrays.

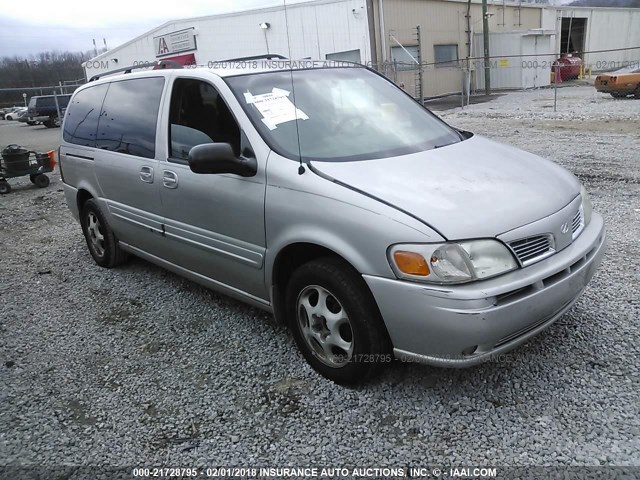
[[372, 43, 640, 108], [0, 80, 84, 109]]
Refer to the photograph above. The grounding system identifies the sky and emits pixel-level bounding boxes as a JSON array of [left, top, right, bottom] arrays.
[[0, 0, 296, 58]]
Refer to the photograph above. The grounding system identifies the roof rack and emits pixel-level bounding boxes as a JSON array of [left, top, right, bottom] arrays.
[[88, 59, 183, 82], [220, 54, 287, 62]]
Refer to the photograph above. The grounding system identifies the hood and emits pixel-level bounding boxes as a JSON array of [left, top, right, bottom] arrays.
[[310, 135, 580, 240]]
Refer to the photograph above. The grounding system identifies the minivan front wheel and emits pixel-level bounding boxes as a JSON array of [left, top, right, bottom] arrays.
[[286, 257, 390, 385], [80, 199, 127, 268]]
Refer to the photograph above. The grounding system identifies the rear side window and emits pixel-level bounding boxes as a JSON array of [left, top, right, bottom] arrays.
[[63, 85, 109, 147], [96, 77, 165, 159]]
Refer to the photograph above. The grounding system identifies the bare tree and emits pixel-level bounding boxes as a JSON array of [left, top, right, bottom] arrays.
[[0, 50, 95, 107]]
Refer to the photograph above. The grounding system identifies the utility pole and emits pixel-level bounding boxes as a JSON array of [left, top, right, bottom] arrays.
[[482, 0, 491, 95]]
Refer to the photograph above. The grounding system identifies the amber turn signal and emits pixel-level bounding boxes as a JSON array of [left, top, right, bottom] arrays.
[[393, 251, 430, 276]]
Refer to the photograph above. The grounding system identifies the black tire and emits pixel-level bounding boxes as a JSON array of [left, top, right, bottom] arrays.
[[0, 181, 11, 194], [635, 85, 640, 99], [610, 92, 624, 98], [34, 174, 49, 188], [27, 121, 36, 126], [43, 116, 59, 128], [80, 198, 128, 268], [286, 257, 390, 385]]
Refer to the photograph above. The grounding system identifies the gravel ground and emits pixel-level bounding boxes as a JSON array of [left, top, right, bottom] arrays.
[[0, 86, 639, 473]]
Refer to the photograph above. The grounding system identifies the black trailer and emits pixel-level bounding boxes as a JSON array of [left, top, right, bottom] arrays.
[[0, 145, 55, 194]]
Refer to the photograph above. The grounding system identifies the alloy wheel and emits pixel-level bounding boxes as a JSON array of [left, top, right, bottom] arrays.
[[296, 285, 354, 368], [87, 212, 105, 257]]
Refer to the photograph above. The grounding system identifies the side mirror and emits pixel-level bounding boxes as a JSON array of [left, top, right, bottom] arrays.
[[188, 143, 257, 177]]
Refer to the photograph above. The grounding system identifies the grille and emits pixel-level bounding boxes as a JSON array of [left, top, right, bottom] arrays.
[[572, 207, 584, 238], [508, 235, 553, 266], [494, 315, 551, 348]]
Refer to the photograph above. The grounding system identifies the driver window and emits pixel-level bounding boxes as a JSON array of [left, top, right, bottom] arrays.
[[168, 78, 241, 161]]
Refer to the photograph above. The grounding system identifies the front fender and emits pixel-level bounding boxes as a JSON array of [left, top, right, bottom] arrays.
[[264, 172, 444, 285]]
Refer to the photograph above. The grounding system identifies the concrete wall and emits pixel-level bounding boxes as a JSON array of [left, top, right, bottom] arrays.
[[370, 0, 544, 97]]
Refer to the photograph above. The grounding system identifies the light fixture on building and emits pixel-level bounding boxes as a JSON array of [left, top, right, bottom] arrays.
[[260, 23, 271, 54]]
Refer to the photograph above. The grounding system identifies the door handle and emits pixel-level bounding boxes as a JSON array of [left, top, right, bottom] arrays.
[[140, 166, 154, 183], [163, 170, 178, 189]]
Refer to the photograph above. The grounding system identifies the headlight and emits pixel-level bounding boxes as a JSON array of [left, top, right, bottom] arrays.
[[389, 239, 518, 284], [580, 185, 592, 227]]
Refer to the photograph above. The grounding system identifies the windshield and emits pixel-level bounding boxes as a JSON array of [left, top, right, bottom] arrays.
[[225, 67, 462, 162]]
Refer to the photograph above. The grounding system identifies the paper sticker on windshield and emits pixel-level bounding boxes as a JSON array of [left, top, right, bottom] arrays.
[[244, 88, 308, 130]]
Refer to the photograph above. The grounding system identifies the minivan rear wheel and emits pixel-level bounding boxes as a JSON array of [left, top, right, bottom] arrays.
[[80, 199, 127, 268], [286, 257, 390, 385]]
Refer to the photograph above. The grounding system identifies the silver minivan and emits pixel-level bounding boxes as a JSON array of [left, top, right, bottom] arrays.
[[60, 61, 606, 384]]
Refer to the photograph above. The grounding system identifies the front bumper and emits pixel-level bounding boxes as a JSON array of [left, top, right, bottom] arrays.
[[364, 213, 606, 367], [595, 84, 634, 95]]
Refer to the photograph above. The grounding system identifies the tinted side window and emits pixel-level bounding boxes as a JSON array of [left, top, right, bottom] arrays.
[[62, 85, 109, 147], [41, 96, 70, 107], [96, 77, 165, 159], [168, 78, 241, 161]]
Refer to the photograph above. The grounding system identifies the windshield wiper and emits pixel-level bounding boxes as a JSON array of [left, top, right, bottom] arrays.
[[433, 142, 456, 149]]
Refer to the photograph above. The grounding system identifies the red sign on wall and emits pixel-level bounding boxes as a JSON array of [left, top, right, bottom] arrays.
[[154, 53, 197, 68]]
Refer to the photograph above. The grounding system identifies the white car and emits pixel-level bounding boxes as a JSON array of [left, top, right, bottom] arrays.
[[5, 107, 27, 121]]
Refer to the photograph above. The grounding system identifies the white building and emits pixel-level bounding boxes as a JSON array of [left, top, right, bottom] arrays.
[[552, 5, 640, 69], [84, 0, 371, 77], [84, 0, 640, 98]]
